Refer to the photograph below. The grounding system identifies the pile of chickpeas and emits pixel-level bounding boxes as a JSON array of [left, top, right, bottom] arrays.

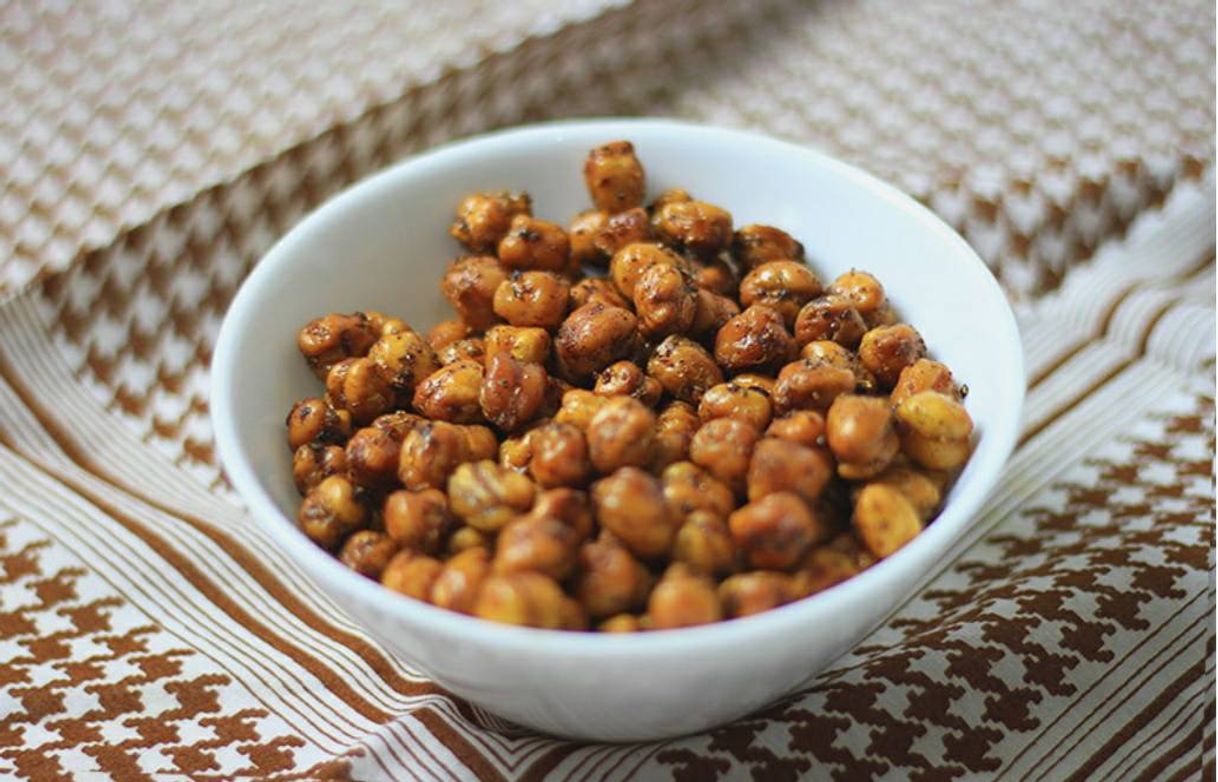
[[287, 140, 973, 632]]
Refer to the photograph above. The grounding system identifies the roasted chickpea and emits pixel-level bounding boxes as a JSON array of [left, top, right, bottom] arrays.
[[411, 360, 484, 423], [650, 187, 691, 211], [714, 305, 797, 374], [865, 301, 900, 328], [592, 467, 678, 559], [792, 540, 869, 597], [661, 461, 736, 520], [858, 324, 927, 388], [731, 373, 777, 395], [894, 391, 974, 471], [569, 277, 631, 310], [371, 410, 424, 439], [447, 460, 537, 532], [728, 492, 828, 570], [571, 208, 652, 267], [794, 294, 868, 349], [584, 140, 646, 213], [719, 571, 793, 618], [852, 483, 922, 558], [690, 288, 741, 338], [430, 547, 490, 614], [492, 271, 570, 329], [869, 464, 945, 520], [297, 312, 379, 378], [528, 488, 596, 541], [825, 394, 900, 480], [599, 614, 646, 633], [732, 224, 805, 270], [587, 396, 657, 474], [652, 200, 733, 259], [381, 551, 443, 601], [497, 214, 571, 273], [368, 330, 441, 400], [634, 262, 697, 338], [647, 567, 722, 629], [528, 422, 592, 488], [474, 571, 573, 628], [609, 242, 687, 300], [828, 270, 886, 320], [448, 525, 490, 554], [739, 261, 823, 327], [689, 417, 761, 496], [772, 358, 856, 414], [765, 410, 826, 448], [299, 475, 367, 550], [292, 443, 347, 494], [692, 257, 739, 297], [891, 359, 962, 406], [365, 311, 409, 337], [438, 337, 486, 366], [339, 530, 399, 580], [574, 537, 653, 619], [649, 401, 700, 471], [569, 209, 607, 267], [287, 397, 352, 449], [427, 319, 470, 352], [647, 335, 724, 404], [383, 489, 453, 553], [345, 426, 404, 489], [672, 510, 736, 576], [441, 256, 508, 330], [554, 389, 610, 431], [484, 325, 551, 366], [499, 429, 535, 472], [450, 191, 532, 252], [747, 437, 834, 503], [460, 424, 500, 462], [555, 302, 639, 381], [398, 421, 476, 491], [479, 353, 547, 432], [698, 382, 773, 431], [325, 357, 394, 425], [594, 360, 663, 407], [494, 515, 580, 580]]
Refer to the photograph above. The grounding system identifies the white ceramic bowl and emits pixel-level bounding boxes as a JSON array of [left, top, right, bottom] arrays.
[[212, 119, 1024, 742]]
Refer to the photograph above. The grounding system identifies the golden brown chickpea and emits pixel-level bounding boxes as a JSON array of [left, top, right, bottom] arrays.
[[869, 464, 945, 520], [772, 358, 856, 414], [599, 614, 645, 633], [368, 330, 441, 401], [479, 353, 548, 432], [731, 373, 777, 395], [894, 391, 974, 471], [828, 270, 886, 320], [765, 410, 826, 448], [299, 475, 367, 550], [728, 492, 829, 570], [650, 187, 691, 211], [325, 357, 394, 425], [474, 572, 570, 629], [799, 340, 875, 393], [492, 271, 570, 329], [792, 542, 868, 598], [858, 324, 927, 388], [426, 319, 470, 352], [460, 424, 500, 462], [587, 396, 657, 474], [398, 421, 475, 491], [584, 141, 646, 213], [739, 261, 823, 327], [297, 312, 379, 378], [292, 443, 347, 494], [497, 214, 571, 273], [527, 422, 592, 488], [499, 429, 535, 473], [732, 224, 805, 270], [339, 530, 399, 580], [345, 426, 404, 489], [747, 437, 834, 503], [634, 264, 698, 341], [692, 257, 739, 297], [569, 277, 631, 310], [661, 461, 736, 520], [441, 256, 508, 330], [865, 301, 900, 329], [448, 525, 490, 554], [554, 302, 639, 381], [690, 288, 741, 337], [890, 359, 962, 407], [652, 200, 733, 259], [381, 551, 443, 601], [450, 191, 532, 252], [825, 394, 900, 480], [719, 571, 793, 618], [698, 382, 773, 431], [438, 337, 486, 366], [383, 488, 453, 553], [575, 537, 653, 619], [689, 417, 761, 496], [794, 294, 868, 349], [569, 209, 608, 267], [714, 305, 797, 374], [553, 389, 610, 431], [571, 208, 653, 268], [672, 510, 737, 576], [447, 460, 537, 532], [648, 567, 722, 629], [528, 488, 595, 541], [647, 335, 724, 404], [430, 546, 491, 614], [853, 483, 922, 558], [287, 397, 352, 449], [594, 360, 663, 407], [649, 401, 700, 471], [484, 325, 552, 366], [411, 359, 484, 423], [609, 242, 687, 300], [371, 410, 425, 439], [365, 311, 410, 337], [592, 467, 678, 560], [494, 514, 580, 580]]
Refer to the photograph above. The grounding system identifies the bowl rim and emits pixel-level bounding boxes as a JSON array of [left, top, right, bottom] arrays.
[[211, 117, 1025, 659]]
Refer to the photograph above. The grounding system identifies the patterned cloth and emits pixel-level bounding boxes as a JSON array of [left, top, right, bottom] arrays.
[[0, 0, 1213, 779]]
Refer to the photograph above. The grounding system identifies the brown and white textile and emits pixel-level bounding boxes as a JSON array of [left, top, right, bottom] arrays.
[[0, 1, 1213, 779]]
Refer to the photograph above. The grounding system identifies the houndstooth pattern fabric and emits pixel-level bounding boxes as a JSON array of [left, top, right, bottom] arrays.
[[0, 0, 1212, 778]]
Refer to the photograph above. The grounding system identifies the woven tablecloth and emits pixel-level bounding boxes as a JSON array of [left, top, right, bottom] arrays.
[[0, 1, 1213, 779]]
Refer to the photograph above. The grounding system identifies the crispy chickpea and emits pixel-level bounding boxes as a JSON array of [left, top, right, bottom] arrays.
[[441, 256, 508, 330], [292, 443, 347, 494], [689, 417, 761, 496], [592, 467, 678, 559], [594, 360, 663, 407], [714, 305, 797, 374], [492, 271, 570, 329], [719, 571, 793, 618], [633, 262, 698, 339], [497, 214, 571, 273], [649, 401, 700, 471], [287, 397, 352, 449], [427, 319, 470, 352], [661, 461, 736, 519], [450, 191, 532, 252], [672, 510, 736, 576], [340, 530, 399, 580], [599, 614, 645, 633], [569, 209, 608, 267], [584, 140, 646, 213], [869, 464, 945, 520], [398, 421, 475, 490], [528, 422, 592, 488], [448, 525, 490, 554], [479, 353, 547, 432], [895, 391, 974, 471], [412, 360, 484, 423], [371, 410, 424, 438], [297, 312, 379, 378], [381, 551, 443, 601], [858, 324, 927, 388], [438, 337, 486, 366], [529, 488, 595, 541], [368, 330, 441, 400], [365, 311, 409, 337], [571, 208, 652, 267], [430, 546, 491, 614], [773, 358, 856, 414], [747, 437, 834, 503], [732, 224, 805, 270], [891, 359, 962, 406], [647, 335, 724, 404], [853, 483, 922, 558], [447, 460, 537, 532], [799, 340, 875, 393], [383, 488, 453, 553], [460, 424, 500, 462], [474, 572, 572, 629], [345, 426, 404, 489], [652, 200, 733, 259], [739, 261, 823, 327], [698, 382, 773, 431], [792, 541, 869, 598], [866, 301, 900, 328], [569, 277, 631, 310], [325, 357, 394, 425], [648, 567, 722, 629], [484, 325, 551, 366], [299, 475, 367, 550], [692, 257, 739, 297], [587, 396, 657, 474], [575, 537, 653, 619], [555, 302, 639, 380], [554, 389, 610, 431], [828, 270, 886, 320], [731, 373, 776, 395], [728, 492, 828, 570], [609, 242, 687, 300], [650, 187, 691, 211], [825, 394, 900, 480], [794, 294, 868, 349], [499, 429, 534, 472], [494, 515, 580, 579], [690, 288, 741, 337], [766, 410, 826, 448]]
